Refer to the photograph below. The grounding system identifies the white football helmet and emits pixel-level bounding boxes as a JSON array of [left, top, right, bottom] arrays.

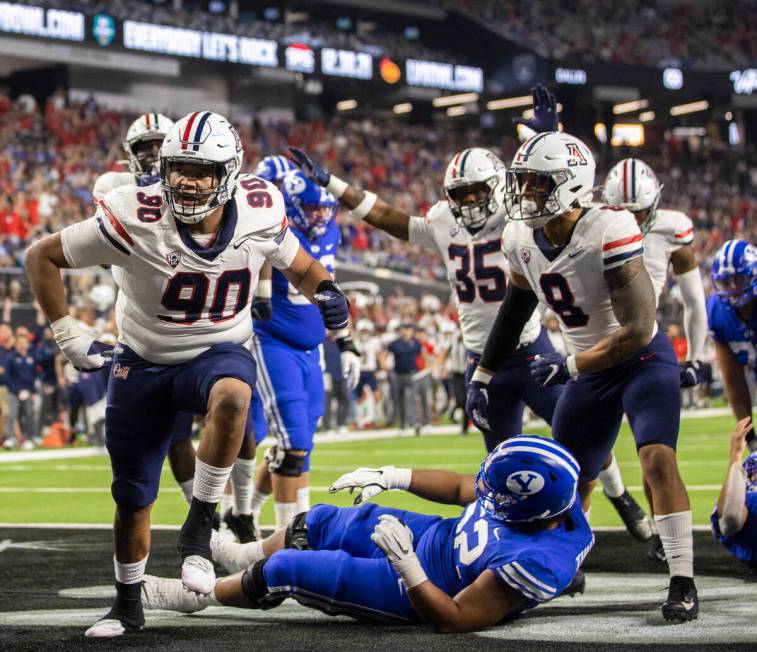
[[160, 111, 244, 224], [123, 113, 174, 178], [443, 148, 507, 233], [506, 132, 595, 229], [602, 158, 663, 234]]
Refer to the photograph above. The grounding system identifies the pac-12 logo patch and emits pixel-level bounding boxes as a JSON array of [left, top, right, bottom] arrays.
[[506, 471, 545, 495], [166, 251, 182, 268], [521, 249, 531, 264]]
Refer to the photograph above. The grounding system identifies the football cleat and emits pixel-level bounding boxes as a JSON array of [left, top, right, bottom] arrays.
[[84, 603, 144, 638], [558, 569, 585, 598], [84, 618, 129, 638], [210, 530, 259, 573], [647, 533, 666, 561], [223, 510, 257, 543], [661, 576, 698, 623], [604, 489, 653, 542], [181, 555, 216, 595], [142, 575, 210, 613]]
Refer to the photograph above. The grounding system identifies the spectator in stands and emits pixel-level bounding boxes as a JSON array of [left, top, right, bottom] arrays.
[[388, 323, 422, 436]]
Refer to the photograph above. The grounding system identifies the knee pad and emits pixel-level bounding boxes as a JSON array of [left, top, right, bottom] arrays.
[[241, 559, 284, 609], [266, 444, 307, 477], [284, 511, 310, 550]]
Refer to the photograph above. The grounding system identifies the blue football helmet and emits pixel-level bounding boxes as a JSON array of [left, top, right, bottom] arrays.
[[282, 169, 337, 240], [476, 434, 579, 523], [745, 451, 757, 493], [254, 155, 296, 186], [711, 239, 757, 308]]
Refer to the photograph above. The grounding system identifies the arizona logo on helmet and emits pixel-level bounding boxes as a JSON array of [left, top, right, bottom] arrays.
[[566, 143, 588, 166]]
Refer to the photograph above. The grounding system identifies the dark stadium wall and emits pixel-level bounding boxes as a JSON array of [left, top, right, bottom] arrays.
[[7, 64, 67, 107]]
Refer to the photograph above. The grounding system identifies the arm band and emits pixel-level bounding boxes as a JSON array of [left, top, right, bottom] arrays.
[[326, 175, 348, 199], [676, 267, 707, 361], [349, 191, 378, 219], [479, 284, 539, 371], [719, 462, 747, 536]]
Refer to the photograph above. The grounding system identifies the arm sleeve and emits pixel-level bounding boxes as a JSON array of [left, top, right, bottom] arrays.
[[479, 283, 539, 371], [493, 555, 559, 604], [265, 227, 300, 269], [600, 211, 644, 271], [60, 209, 133, 269], [718, 463, 748, 537], [407, 215, 438, 250], [676, 267, 707, 360]]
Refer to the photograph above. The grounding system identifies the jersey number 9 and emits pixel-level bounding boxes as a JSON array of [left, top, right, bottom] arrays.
[[159, 269, 252, 324]]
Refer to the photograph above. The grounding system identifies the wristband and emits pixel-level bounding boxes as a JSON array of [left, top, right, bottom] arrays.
[[335, 335, 360, 356], [393, 467, 412, 491], [471, 367, 494, 384], [326, 175, 348, 198], [349, 191, 377, 219], [51, 315, 81, 344], [255, 279, 272, 299], [393, 554, 428, 589], [565, 354, 579, 378]]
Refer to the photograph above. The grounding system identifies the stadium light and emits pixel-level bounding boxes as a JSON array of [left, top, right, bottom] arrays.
[[670, 100, 709, 116], [486, 95, 532, 111], [725, 111, 733, 120], [393, 103, 413, 115], [612, 99, 649, 115], [639, 111, 655, 122], [446, 105, 467, 117], [336, 99, 358, 111], [432, 92, 479, 108]]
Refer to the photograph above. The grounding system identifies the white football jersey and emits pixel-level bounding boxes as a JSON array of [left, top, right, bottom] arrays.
[[61, 175, 299, 364], [504, 204, 657, 355], [92, 171, 134, 202], [409, 201, 540, 354], [642, 208, 694, 302]]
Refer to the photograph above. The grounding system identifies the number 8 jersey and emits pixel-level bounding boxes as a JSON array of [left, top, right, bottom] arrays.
[[409, 201, 541, 354], [60, 175, 299, 364], [503, 204, 658, 354]]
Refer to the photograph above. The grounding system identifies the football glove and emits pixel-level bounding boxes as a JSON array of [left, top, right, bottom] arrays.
[[329, 466, 412, 504], [51, 315, 114, 372], [314, 280, 350, 331], [679, 360, 704, 388], [335, 333, 361, 390], [288, 146, 331, 187], [530, 352, 572, 387], [466, 368, 492, 432], [512, 84, 559, 133], [371, 514, 428, 588], [251, 297, 272, 320]]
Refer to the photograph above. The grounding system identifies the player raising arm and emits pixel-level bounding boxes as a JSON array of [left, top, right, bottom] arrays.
[[142, 435, 593, 634], [24, 111, 350, 638]]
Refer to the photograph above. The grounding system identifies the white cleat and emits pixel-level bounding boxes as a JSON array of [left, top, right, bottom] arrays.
[[84, 618, 127, 638], [142, 575, 210, 613], [181, 555, 216, 595]]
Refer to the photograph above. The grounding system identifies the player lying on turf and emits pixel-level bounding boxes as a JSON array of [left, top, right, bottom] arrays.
[[711, 416, 757, 570], [141, 435, 593, 633]]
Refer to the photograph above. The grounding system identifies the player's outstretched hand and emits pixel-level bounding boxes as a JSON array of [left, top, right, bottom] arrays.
[[314, 280, 350, 330], [731, 417, 753, 462], [329, 466, 411, 504], [51, 315, 114, 371], [512, 83, 558, 133], [530, 352, 571, 387], [251, 297, 272, 320], [679, 359, 704, 388], [466, 368, 493, 432], [288, 146, 330, 187]]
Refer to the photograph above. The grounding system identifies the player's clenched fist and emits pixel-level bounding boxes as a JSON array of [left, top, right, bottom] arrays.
[[329, 466, 412, 504], [51, 315, 114, 371]]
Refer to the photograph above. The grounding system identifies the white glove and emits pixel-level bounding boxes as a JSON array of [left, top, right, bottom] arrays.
[[51, 315, 114, 371], [328, 466, 412, 505], [370, 514, 427, 588], [341, 350, 361, 391]]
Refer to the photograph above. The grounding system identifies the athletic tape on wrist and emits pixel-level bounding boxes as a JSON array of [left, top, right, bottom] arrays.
[[471, 367, 493, 384], [394, 555, 428, 589], [255, 279, 272, 299], [51, 314, 81, 343], [349, 192, 377, 219], [326, 176, 348, 198], [566, 354, 579, 378]]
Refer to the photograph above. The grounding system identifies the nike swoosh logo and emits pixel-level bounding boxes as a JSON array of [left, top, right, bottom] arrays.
[[568, 249, 583, 258]]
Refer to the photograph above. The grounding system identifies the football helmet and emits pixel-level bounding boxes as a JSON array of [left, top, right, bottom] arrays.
[[123, 113, 174, 179], [476, 434, 579, 523], [505, 131, 595, 229], [282, 169, 336, 240], [160, 111, 243, 224], [602, 159, 663, 234], [711, 239, 757, 308], [745, 451, 757, 493], [443, 148, 506, 233], [254, 155, 296, 186]]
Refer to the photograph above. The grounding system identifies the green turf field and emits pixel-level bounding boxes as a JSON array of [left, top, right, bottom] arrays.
[[0, 414, 734, 527]]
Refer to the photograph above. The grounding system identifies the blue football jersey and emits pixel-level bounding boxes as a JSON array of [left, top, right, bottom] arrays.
[[707, 293, 757, 374], [254, 219, 340, 350], [415, 500, 594, 611], [711, 491, 757, 569]]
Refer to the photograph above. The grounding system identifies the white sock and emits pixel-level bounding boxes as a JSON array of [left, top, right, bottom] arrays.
[[296, 487, 310, 513], [250, 487, 270, 519], [655, 511, 694, 578], [178, 479, 194, 506], [274, 501, 298, 529], [597, 456, 625, 498], [239, 540, 266, 565], [114, 554, 148, 585], [221, 492, 234, 515], [232, 457, 256, 516], [193, 459, 233, 504]]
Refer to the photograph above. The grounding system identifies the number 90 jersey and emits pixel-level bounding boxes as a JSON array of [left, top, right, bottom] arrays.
[[409, 202, 540, 354], [504, 204, 657, 355], [60, 175, 299, 364]]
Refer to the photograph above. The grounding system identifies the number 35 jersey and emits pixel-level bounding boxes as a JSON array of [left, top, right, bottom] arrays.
[[409, 202, 540, 354], [61, 175, 300, 364], [504, 204, 657, 355]]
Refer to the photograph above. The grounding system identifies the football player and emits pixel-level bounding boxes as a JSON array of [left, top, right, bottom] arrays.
[[250, 168, 360, 531], [708, 239, 757, 453], [711, 416, 757, 569], [142, 435, 593, 632], [25, 111, 351, 637], [603, 158, 708, 559], [466, 131, 698, 622]]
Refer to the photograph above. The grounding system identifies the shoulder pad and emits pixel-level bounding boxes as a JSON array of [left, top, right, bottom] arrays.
[[93, 171, 133, 202], [655, 209, 694, 244], [234, 175, 288, 241], [424, 200, 451, 224]]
